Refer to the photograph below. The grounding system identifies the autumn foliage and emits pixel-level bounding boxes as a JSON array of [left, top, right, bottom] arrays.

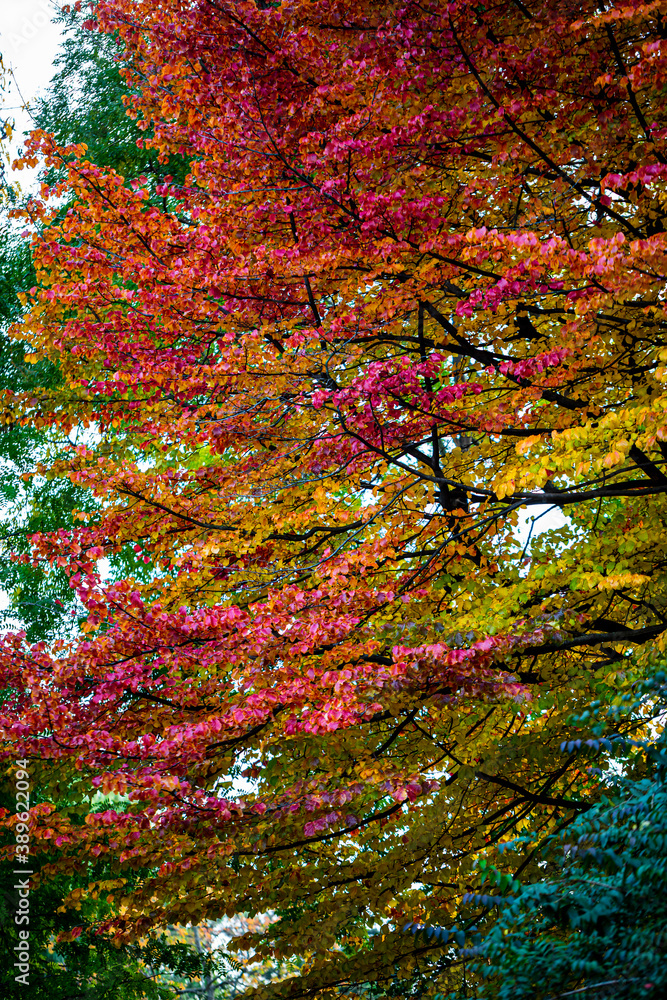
[[3, 0, 667, 996]]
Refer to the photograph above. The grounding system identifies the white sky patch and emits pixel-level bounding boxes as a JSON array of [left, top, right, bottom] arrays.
[[515, 503, 570, 550]]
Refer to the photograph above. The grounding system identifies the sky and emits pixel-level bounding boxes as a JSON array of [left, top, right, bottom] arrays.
[[1, 0, 64, 187]]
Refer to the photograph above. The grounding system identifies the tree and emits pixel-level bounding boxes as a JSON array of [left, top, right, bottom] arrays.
[[2, 1, 667, 998]]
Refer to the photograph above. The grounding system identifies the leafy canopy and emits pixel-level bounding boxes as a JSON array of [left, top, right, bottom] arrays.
[[1, 2, 667, 999]]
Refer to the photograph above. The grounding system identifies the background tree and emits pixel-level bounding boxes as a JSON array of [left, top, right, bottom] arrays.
[[161, 916, 302, 1000], [1, 2, 667, 1000]]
